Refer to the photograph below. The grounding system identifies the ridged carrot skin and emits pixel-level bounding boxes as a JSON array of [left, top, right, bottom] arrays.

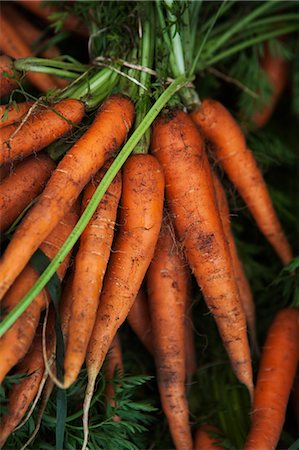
[[0, 55, 18, 98], [0, 94, 134, 301], [151, 110, 253, 397], [63, 164, 122, 388], [194, 425, 224, 449], [244, 308, 299, 450], [191, 99, 293, 265], [0, 203, 79, 383], [0, 13, 58, 93], [0, 98, 85, 165], [0, 102, 33, 129], [127, 288, 153, 354], [147, 215, 193, 450], [0, 153, 55, 231]]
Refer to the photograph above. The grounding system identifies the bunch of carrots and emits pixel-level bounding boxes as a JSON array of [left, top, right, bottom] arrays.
[[0, 1, 298, 449]]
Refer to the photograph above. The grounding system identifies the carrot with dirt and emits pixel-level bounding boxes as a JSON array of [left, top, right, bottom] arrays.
[[244, 308, 299, 450], [0, 102, 34, 129], [0, 93, 134, 302], [63, 163, 122, 388], [212, 173, 258, 353], [190, 99, 293, 265], [127, 288, 153, 355], [0, 55, 19, 98], [82, 153, 164, 449], [0, 153, 55, 232], [0, 202, 79, 383], [0, 98, 85, 165], [194, 425, 224, 450], [146, 213, 193, 450], [151, 110, 253, 397]]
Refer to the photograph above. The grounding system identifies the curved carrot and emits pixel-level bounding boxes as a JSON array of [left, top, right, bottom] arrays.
[[212, 173, 258, 353], [147, 214, 193, 450], [0, 102, 33, 129], [63, 163, 122, 388], [0, 98, 85, 165], [244, 308, 299, 450], [151, 110, 253, 397], [0, 153, 55, 232], [191, 99, 293, 265], [82, 153, 164, 449], [127, 288, 153, 354], [0, 203, 79, 383], [0, 13, 58, 93], [194, 425, 224, 450], [0, 55, 19, 98]]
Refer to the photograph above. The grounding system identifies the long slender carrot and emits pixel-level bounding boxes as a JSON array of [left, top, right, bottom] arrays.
[[244, 308, 299, 450], [0, 94, 134, 301], [0, 153, 55, 232], [194, 425, 224, 450], [191, 99, 293, 265], [184, 293, 197, 381], [0, 13, 58, 93], [127, 288, 153, 354], [0, 98, 85, 165], [105, 333, 123, 420], [147, 214, 193, 450], [63, 163, 122, 388], [0, 202, 79, 383], [0, 102, 33, 129], [212, 173, 258, 353], [82, 153, 164, 449], [0, 55, 19, 98], [151, 110, 253, 397]]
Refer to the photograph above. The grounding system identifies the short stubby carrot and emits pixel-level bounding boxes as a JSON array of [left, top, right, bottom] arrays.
[[244, 308, 299, 450], [82, 154, 164, 450], [0, 55, 18, 98], [0, 94, 134, 301], [0, 153, 55, 232], [0, 203, 79, 383], [151, 110, 253, 397], [127, 288, 153, 355], [147, 214, 193, 450], [0, 102, 33, 129], [0, 98, 85, 165], [63, 164, 122, 388], [191, 99, 293, 265], [194, 425, 224, 450]]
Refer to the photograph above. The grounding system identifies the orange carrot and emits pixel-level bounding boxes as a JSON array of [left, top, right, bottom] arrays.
[[184, 293, 197, 381], [0, 202, 79, 383], [194, 425, 224, 450], [147, 214, 193, 450], [0, 55, 19, 98], [0, 102, 33, 129], [0, 94, 134, 301], [0, 13, 58, 93], [212, 173, 258, 353], [82, 153, 164, 449], [191, 99, 293, 265], [0, 153, 55, 232], [0, 98, 85, 165], [151, 110, 253, 397], [63, 163, 122, 388], [105, 334, 123, 420], [127, 288, 153, 354], [244, 308, 299, 450]]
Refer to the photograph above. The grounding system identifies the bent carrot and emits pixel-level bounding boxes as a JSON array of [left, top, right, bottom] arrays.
[[82, 153, 164, 449], [147, 214, 193, 450], [127, 288, 153, 354], [244, 308, 299, 450], [151, 110, 253, 397], [0, 153, 55, 232], [194, 425, 224, 450], [0, 55, 18, 98], [0, 102, 33, 129], [0, 98, 85, 165], [0, 94, 134, 301], [63, 163, 122, 388], [0, 203, 79, 383], [191, 99, 293, 265]]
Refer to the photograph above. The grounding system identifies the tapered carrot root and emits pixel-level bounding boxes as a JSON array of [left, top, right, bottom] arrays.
[[0, 102, 33, 129], [212, 174, 258, 353], [244, 308, 299, 450], [105, 334, 123, 419], [127, 288, 153, 354], [0, 98, 85, 165], [185, 294, 197, 380], [0, 94, 134, 301], [82, 154, 164, 450], [0, 153, 55, 231], [147, 215, 193, 450], [151, 110, 253, 397], [194, 425, 224, 449], [0, 55, 19, 98], [0, 203, 79, 383], [191, 99, 293, 265], [0, 13, 58, 93], [63, 164, 122, 388]]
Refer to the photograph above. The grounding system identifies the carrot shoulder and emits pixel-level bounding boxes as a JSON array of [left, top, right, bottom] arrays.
[[151, 110, 253, 396], [244, 308, 299, 450], [0, 94, 134, 301], [191, 99, 293, 265]]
